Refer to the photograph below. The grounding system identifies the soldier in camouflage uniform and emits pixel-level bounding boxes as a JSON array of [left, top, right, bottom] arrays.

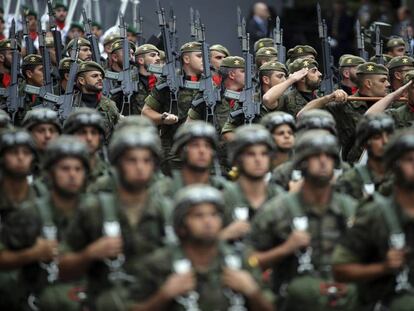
[[63, 108, 111, 185], [128, 184, 275, 311], [385, 36, 406, 58], [387, 56, 414, 93], [22, 108, 61, 178], [333, 129, 414, 310], [366, 70, 414, 129], [65, 37, 92, 61], [56, 57, 72, 95], [336, 113, 395, 200], [59, 127, 172, 310], [221, 125, 285, 242], [299, 62, 390, 162], [72, 60, 120, 141], [2, 136, 90, 311], [134, 44, 160, 113], [261, 111, 296, 169], [0, 108, 12, 129], [0, 129, 46, 311], [142, 41, 203, 173], [337, 54, 365, 95], [0, 39, 16, 109], [209, 44, 230, 81], [250, 130, 358, 311]]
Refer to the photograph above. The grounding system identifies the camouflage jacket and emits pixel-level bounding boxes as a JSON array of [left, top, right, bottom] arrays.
[[277, 87, 317, 117], [385, 104, 414, 129]]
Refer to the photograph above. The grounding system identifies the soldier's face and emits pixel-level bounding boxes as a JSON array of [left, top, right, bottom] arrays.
[[31, 123, 60, 151], [396, 150, 414, 189], [232, 68, 245, 89], [51, 157, 86, 196], [48, 48, 57, 66], [55, 8, 67, 22], [143, 52, 160, 66], [188, 52, 203, 74], [69, 28, 84, 40], [210, 51, 226, 70], [27, 16, 37, 30], [305, 67, 322, 90], [2, 146, 33, 178], [391, 46, 406, 57], [369, 75, 390, 97], [239, 144, 270, 179], [118, 148, 155, 190], [0, 50, 12, 70], [305, 152, 334, 186], [91, 26, 102, 38], [28, 65, 44, 87], [269, 71, 287, 87], [79, 46, 92, 61], [183, 203, 222, 244], [185, 138, 214, 171], [272, 124, 294, 152], [81, 71, 103, 92], [74, 126, 101, 154], [367, 132, 390, 159], [348, 67, 358, 84], [127, 32, 135, 43]]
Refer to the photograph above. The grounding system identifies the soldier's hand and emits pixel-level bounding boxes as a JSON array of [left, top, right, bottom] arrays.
[[161, 112, 179, 125], [288, 179, 303, 192], [222, 268, 259, 297], [86, 236, 123, 260], [31, 238, 59, 262], [160, 272, 196, 299], [219, 220, 251, 241], [385, 248, 405, 271], [394, 80, 412, 99], [289, 68, 309, 82], [329, 89, 348, 103], [285, 230, 311, 253]]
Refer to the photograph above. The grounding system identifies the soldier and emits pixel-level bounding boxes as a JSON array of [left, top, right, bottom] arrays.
[[65, 22, 85, 46], [107, 38, 139, 115], [276, 58, 322, 117], [72, 60, 120, 141], [300, 62, 390, 162], [66, 37, 92, 62], [22, 108, 62, 177], [337, 54, 365, 95], [336, 114, 395, 200], [0, 39, 14, 90], [250, 130, 358, 311], [59, 127, 172, 310], [188, 56, 245, 138], [333, 129, 414, 310], [209, 44, 230, 81], [286, 45, 318, 66], [142, 41, 203, 171], [128, 184, 275, 311], [370, 54, 393, 66], [388, 56, 414, 92], [154, 121, 233, 198], [221, 125, 284, 242], [1, 136, 89, 311], [57, 57, 72, 94], [134, 44, 160, 113], [261, 111, 296, 168], [102, 33, 120, 63], [255, 46, 277, 68], [63, 108, 110, 185], [253, 37, 274, 54], [22, 7, 39, 53], [386, 36, 407, 57], [52, 1, 69, 41], [366, 70, 414, 128]]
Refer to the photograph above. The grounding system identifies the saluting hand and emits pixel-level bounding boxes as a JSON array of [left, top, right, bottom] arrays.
[[289, 68, 309, 82]]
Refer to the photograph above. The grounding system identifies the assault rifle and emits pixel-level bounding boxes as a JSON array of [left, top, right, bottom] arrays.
[[274, 16, 286, 64], [355, 19, 369, 61]]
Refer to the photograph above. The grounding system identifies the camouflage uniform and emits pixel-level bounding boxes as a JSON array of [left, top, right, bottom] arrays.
[[337, 54, 365, 95]]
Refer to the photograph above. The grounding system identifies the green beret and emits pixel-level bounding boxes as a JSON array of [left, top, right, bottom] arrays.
[[54, 1, 68, 10], [66, 37, 91, 52], [338, 54, 365, 67], [369, 54, 393, 65], [22, 54, 42, 67], [58, 57, 72, 71], [110, 39, 137, 54], [356, 62, 389, 76], [254, 38, 274, 53], [91, 21, 102, 29], [288, 57, 318, 74], [45, 36, 54, 48], [256, 46, 277, 58], [135, 44, 159, 56], [220, 56, 245, 69], [159, 50, 165, 60], [403, 69, 414, 84], [287, 45, 317, 61], [180, 41, 202, 53], [209, 44, 230, 57], [69, 22, 84, 32], [127, 26, 137, 33], [103, 34, 120, 46], [0, 39, 11, 51], [23, 7, 37, 18], [386, 37, 406, 49], [259, 61, 288, 75], [387, 56, 414, 70], [77, 61, 105, 77]]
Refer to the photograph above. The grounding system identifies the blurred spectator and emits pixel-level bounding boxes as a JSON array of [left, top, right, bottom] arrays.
[[0, 17, 5, 41], [393, 6, 412, 36], [247, 2, 276, 51], [357, 0, 373, 27]]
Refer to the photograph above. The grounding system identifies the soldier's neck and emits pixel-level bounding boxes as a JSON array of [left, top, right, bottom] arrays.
[[238, 175, 268, 209], [51, 191, 78, 216], [111, 63, 122, 72], [301, 180, 332, 206], [118, 185, 148, 206], [273, 152, 290, 168], [341, 79, 356, 88], [367, 157, 386, 177], [182, 242, 219, 270], [139, 66, 150, 76], [224, 80, 241, 91], [296, 84, 313, 93], [1, 176, 30, 204], [182, 66, 198, 78], [181, 167, 210, 185], [394, 186, 414, 214]]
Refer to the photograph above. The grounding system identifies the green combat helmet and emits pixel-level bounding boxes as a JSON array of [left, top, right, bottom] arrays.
[[63, 108, 105, 135], [228, 124, 275, 165], [43, 135, 90, 171], [173, 184, 224, 234], [108, 127, 162, 165], [356, 113, 395, 147], [384, 129, 414, 170], [171, 121, 218, 155], [296, 109, 337, 135], [260, 111, 296, 133], [0, 128, 36, 156], [293, 129, 340, 168], [114, 115, 157, 133], [22, 108, 62, 133]]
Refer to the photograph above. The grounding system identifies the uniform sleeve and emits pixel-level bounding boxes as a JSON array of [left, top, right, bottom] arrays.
[[221, 118, 238, 134], [144, 86, 169, 112], [188, 106, 202, 120]]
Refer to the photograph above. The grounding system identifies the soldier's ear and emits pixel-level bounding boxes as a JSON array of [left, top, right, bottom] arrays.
[[26, 69, 34, 79], [394, 71, 403, 80], [78, 76, 85, 85], [182, 54, 190, 65], [262, 75, 270, 85], [0, 53, 4, 62]]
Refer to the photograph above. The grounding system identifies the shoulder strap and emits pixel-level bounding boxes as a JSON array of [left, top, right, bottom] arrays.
[[355, 164, 373, 186], [35, 197, 57, 240], [334, 193, 355, 220], [98, 192, 118, 223], [284, 193, 305, 219], [375, 194, 403, 235]]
